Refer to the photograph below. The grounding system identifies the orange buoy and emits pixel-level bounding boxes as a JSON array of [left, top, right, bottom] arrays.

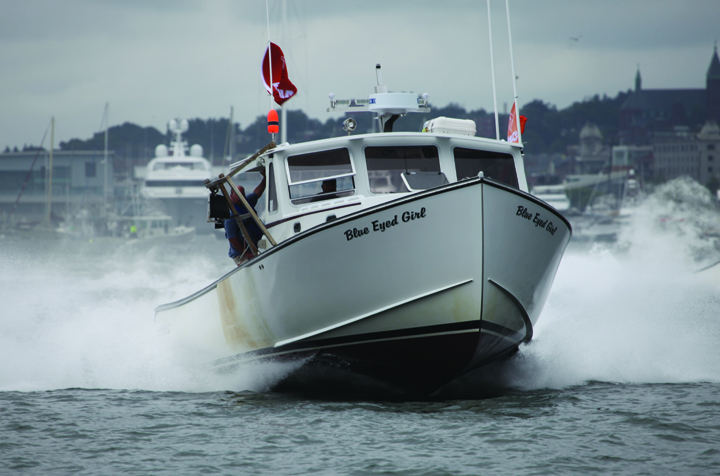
[[267, 109, 279, 134]]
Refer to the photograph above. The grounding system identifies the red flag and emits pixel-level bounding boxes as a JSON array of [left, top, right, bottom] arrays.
[[507, 102, 527, 143], [261, 42, 297, 106]]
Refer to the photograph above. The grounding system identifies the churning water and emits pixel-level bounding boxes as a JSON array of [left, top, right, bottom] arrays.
[[2, 177, 720, 475]]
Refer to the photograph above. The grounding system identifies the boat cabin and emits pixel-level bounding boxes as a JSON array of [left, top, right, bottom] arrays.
[[213, 70, 528, 249], [227, 129, 527, 247]]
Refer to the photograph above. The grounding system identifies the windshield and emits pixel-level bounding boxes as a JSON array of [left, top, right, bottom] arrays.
[[453, 148, 518, 188], [365, 145, 440, 193]]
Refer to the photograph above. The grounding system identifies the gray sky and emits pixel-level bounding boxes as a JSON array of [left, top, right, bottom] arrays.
[[2, 0, 719, 150]]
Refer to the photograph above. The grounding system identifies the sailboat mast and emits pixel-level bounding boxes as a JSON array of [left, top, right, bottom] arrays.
[[229, 106, 235, 162], [46, 116, 54, 223], [103, 103, 109, 207]]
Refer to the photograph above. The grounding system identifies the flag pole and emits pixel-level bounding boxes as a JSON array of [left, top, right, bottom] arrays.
[[505, 0, 522, 145], [486, 0, 499, 141], [265, 0, 274, 111], [280, 0, 287, 145]]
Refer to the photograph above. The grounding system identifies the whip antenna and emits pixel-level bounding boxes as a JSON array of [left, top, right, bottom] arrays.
[[505, 0, 522, 145], [487, 0, 500, 140]]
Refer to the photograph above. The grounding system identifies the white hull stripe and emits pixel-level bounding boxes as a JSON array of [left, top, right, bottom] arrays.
[[274, 278, 474, 348]]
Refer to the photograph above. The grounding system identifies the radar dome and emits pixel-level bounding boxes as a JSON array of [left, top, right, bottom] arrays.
[[168, 119, 178, 131], [155, 144, 169, 157], [180, 119, 189, 133], [190, 144, 204, 157]]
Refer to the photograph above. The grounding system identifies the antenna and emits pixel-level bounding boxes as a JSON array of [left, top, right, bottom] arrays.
[[486, 0, 499, 140], [505, 0, 522, 146], [375, 64, 388, 93]]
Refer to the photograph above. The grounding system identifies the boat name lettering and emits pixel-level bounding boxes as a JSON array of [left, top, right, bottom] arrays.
[[402, 207, 426, 222], [372, 215, 399, 232], [344, 207, 427, 241], [344, 227, 371, 241], [516, 206, 557, 236]]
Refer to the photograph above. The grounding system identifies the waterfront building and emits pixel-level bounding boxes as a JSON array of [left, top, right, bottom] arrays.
[[0, 149, 113, 226]]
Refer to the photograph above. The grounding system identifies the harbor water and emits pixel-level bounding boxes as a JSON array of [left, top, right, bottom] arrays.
[[2, 182, 720, 475]]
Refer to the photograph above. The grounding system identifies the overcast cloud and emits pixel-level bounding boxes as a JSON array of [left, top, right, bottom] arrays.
[[2, 0, 719, 149]]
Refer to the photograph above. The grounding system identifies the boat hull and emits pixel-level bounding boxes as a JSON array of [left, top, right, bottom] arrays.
[[155, 177, 571, 396]]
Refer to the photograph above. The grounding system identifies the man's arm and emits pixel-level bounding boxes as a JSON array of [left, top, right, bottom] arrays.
[[253, 170, 267, 197]]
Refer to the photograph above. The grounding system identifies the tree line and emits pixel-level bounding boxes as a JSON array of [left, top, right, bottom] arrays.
[[7, 90, 635, 163]]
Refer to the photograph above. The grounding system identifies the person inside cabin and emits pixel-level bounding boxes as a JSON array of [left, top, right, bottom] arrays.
[[322, 179, 337, 195], [225, 170, 266, 266], [311, 179, 338, 202]]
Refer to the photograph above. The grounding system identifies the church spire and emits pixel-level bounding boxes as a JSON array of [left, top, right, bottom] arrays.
[[707, 43, 720, 121], [635, 65, 642, 91], [708, 42, 720, 80]]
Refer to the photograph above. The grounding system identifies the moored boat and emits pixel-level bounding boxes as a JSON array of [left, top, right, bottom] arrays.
[[531, 184, 571, 215], [142, 119, 213, 232]]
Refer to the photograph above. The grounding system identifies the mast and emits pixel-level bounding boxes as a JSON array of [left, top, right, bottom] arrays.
[[103, 103, 109, 209], [505, 0, 522, 146], [266, 0, 274, 112], [46, 116, 54, 223], [229, 106, 235, 163], [280, 0, 288, 144]]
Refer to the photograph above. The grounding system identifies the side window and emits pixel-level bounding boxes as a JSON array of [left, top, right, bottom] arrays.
[[365, 146, 440, 193], [268, 162, 278, 213], [453, 148, 518, 188], [287, 148, 355, 204]]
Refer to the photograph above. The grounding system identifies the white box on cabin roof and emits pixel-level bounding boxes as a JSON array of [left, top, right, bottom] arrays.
[[423, 117, 476, 136]]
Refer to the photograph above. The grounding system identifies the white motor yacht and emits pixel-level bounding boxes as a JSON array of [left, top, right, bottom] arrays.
[[142, 119, 212, 232]]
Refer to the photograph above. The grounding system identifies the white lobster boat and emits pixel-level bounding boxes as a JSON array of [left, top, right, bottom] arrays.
[[154, 70, 572, 397]]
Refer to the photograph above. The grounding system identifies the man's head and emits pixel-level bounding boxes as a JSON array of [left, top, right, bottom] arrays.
[[321, 179, 337, 194], [230, 186, 245, 204]]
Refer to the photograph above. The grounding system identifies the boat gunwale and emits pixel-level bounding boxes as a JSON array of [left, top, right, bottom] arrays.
[[154, 176, 570, 314]]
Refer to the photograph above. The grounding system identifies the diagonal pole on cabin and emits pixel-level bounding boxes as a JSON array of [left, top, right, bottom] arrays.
[[205, 141, 278, 250], [224, 174, 277, 247], [225, 142, 276, 180], [217, 177, 260, 256]]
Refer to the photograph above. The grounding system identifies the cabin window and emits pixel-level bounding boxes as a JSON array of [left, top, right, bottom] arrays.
[[453, 148, 518, 188], [365, 146, 440, 193], [286, 148, 355, 204], [268, 162, 278, 213]]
